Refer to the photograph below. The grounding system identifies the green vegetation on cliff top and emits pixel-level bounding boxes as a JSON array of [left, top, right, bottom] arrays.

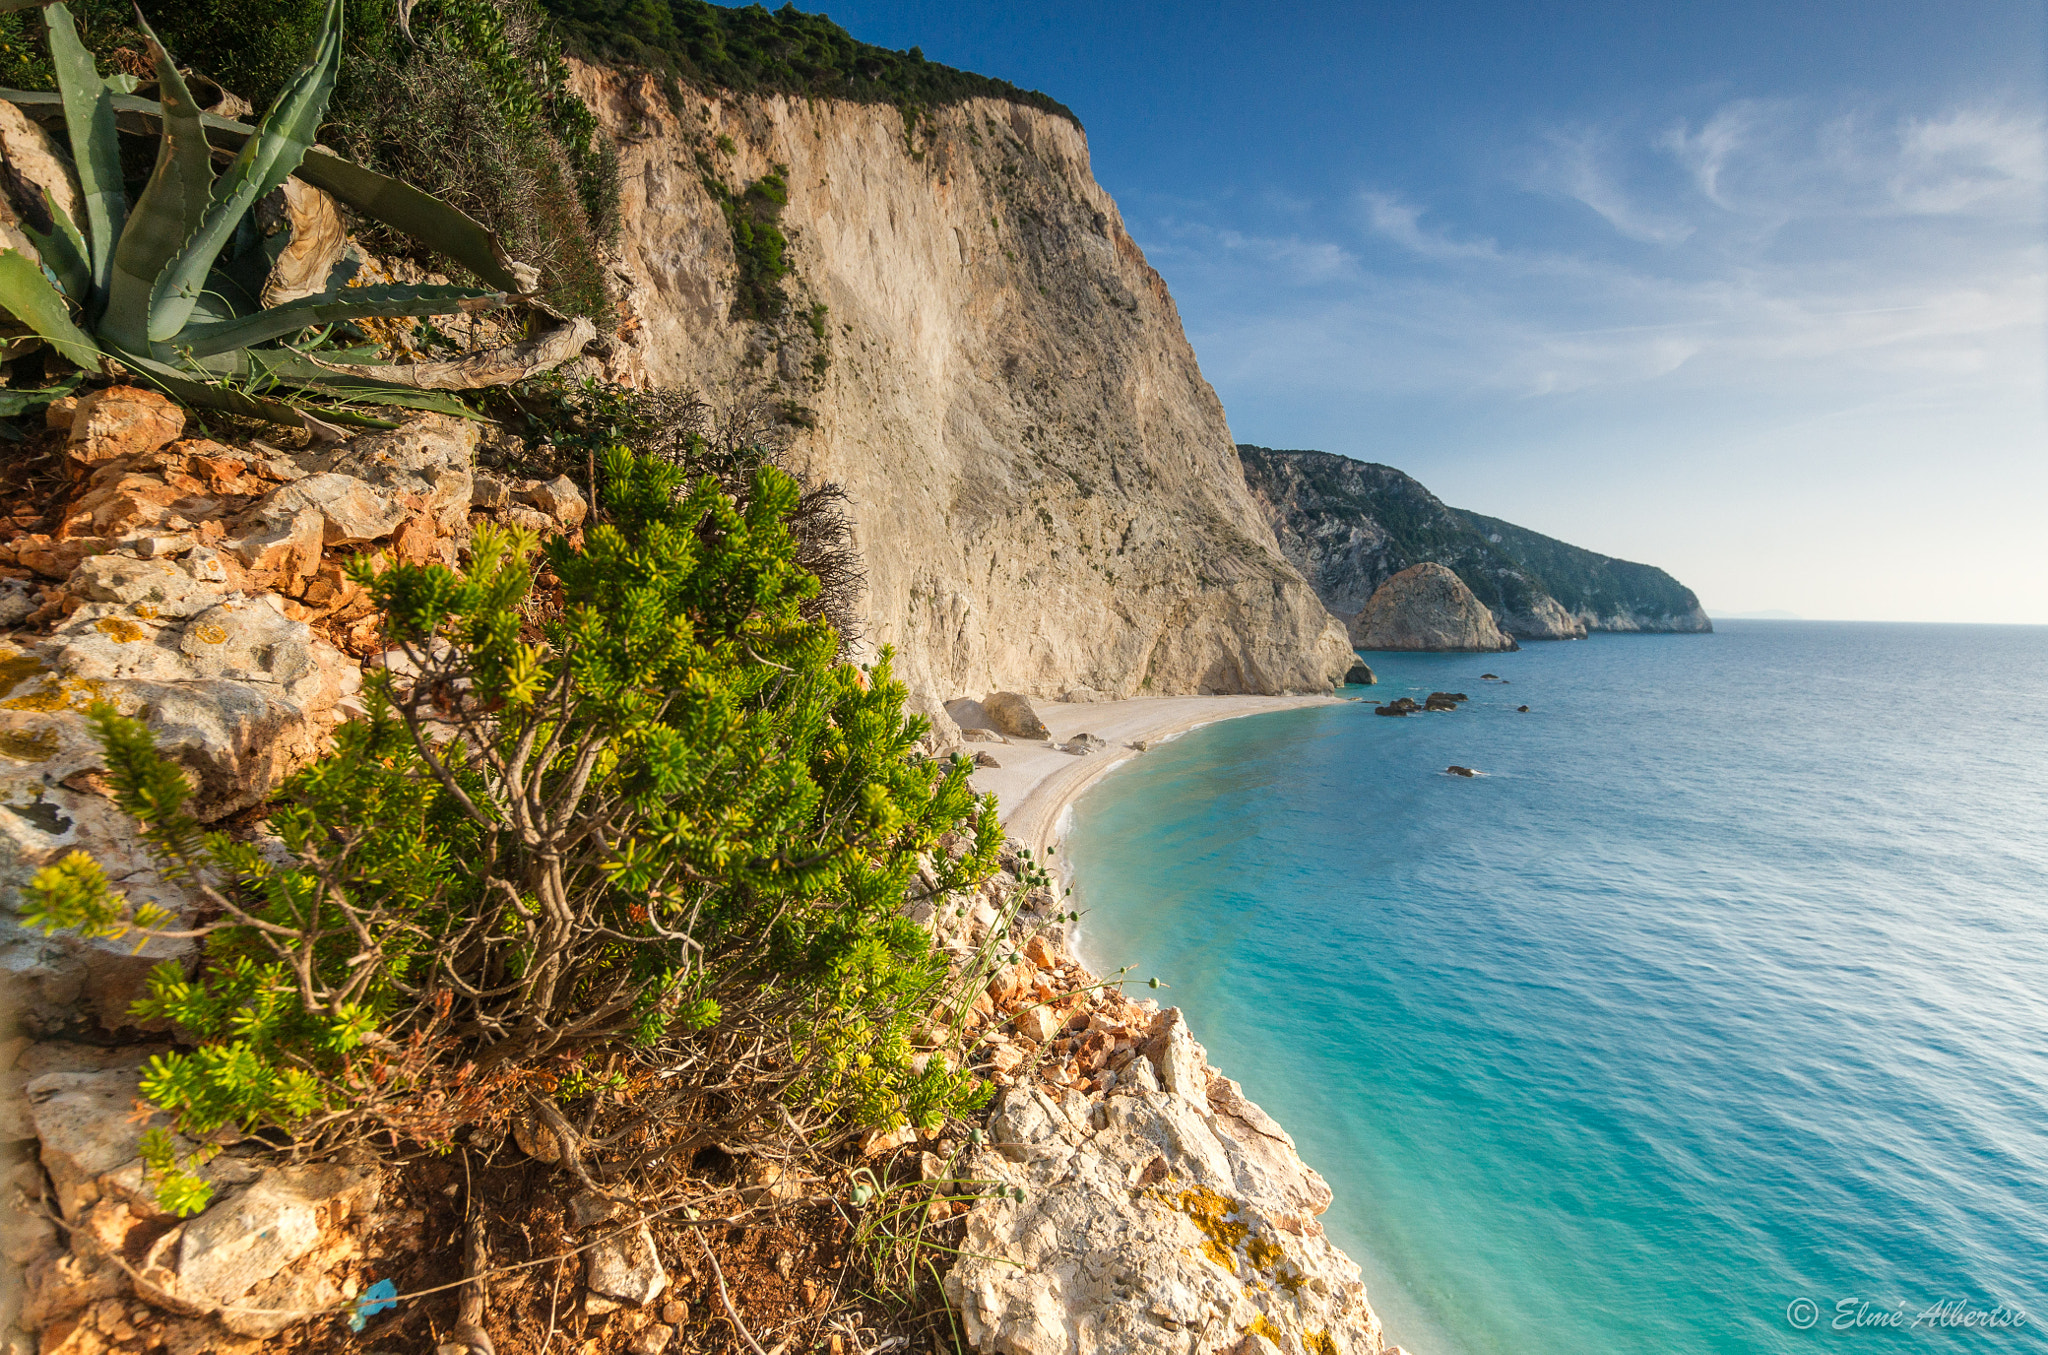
[[1457, 510, 1705, 627], [535, 0, 1078, 126]]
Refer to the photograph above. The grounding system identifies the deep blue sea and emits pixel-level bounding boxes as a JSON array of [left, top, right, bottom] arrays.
[[1064, 622, 2048, 1355]]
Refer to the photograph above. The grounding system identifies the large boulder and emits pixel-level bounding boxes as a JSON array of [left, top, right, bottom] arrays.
[[1350, 562, 1518, 652], [981, 691, 1050, 741]]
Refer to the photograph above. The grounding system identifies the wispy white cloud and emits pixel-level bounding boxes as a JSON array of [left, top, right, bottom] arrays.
[[1358, 191, 1504, 260], [1539, 129, 1696, 243], [1136, 89, 2048, 621]]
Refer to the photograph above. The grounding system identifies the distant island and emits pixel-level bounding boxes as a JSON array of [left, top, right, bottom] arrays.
[[1239, 445, 1712, 647]]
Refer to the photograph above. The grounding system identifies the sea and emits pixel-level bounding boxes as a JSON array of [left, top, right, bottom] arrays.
[[1063, 621, 2048, 1355]]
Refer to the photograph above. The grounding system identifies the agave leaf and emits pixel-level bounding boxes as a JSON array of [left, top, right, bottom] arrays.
[[0, 88, 534, 295], [150, 0, 342, 343], [23, 189, 91, 303], [289, 151, 530, 294], [174, 282, 506, 358], [41, 3, 124, 309], [0, 248, 102, 369], [237, 347, 483, 409], [102, 17, 213, 354], [119, 350, 404, 428]]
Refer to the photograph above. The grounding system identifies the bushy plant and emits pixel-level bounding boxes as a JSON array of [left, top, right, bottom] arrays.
[[27, 447, 1001, 1212], [342, 0, 619, 321], [702, 166, 792, 321]]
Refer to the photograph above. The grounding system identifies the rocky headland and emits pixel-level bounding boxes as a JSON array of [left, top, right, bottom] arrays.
[[1238, 445, 1711, 641]]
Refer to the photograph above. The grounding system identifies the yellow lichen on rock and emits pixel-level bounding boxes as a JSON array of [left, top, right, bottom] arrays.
[[93, 617, 150, 644], [0, 726, 59, 761]]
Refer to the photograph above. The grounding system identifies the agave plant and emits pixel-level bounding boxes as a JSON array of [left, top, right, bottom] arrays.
[[0, 0, 577, 427]]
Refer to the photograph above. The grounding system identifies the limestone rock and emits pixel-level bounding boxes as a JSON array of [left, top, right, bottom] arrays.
[[249, 472, 407, 546], [65, 389, 185, 467], [1352, 563, 1517, 653], [144, 1162, 381, 1337], [523, 475, 588, 527], [1145, 1008, 1211, 1114], [24, 1068, 165, 1220], [569, 1190, 623, 1230], [1062, 687, 1109, 703], [1344, 661, 1376, 685], [1013, 1004, 1062, 1045], [981, 692, 1049, 741], [586, 1223, 666, 1306], [313, 414, 477, 536], [947, 1084, 1383, 1355]]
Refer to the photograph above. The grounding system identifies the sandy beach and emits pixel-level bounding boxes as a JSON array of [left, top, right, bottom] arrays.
[[966, 693, 1348, 862]]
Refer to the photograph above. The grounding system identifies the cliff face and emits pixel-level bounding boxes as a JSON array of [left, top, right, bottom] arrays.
[[570, 67, 1353, 726], [1239, 445, 1710, 639]]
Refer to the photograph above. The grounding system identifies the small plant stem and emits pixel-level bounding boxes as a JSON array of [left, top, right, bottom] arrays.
[[699, 1230, 772, 1355]]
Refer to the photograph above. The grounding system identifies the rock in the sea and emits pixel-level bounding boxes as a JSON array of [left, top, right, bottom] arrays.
[[1446, 765, 1479, 777], [1344, 661, 1377, 685], [982, 691, 1050, 740], [1351, 562, 1518, 652], [1517, 705, 1530, 712], [1423, 691, 1468, 712], [1374, 697, 1420, 716]]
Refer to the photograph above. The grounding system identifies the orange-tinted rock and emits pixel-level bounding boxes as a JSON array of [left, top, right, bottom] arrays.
[[65, 387, 186, 466]]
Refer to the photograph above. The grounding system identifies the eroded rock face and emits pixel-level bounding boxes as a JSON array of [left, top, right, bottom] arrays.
[[570, 66, 1352, 719], [948, 1078, 1384, 1355], [1352, 564, 1516, 653]]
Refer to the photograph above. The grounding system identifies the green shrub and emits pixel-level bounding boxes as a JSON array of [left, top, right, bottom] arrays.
[[704, 167, 793, 321], [338, 0, 619, 321], [27, 447, 999, 1212]]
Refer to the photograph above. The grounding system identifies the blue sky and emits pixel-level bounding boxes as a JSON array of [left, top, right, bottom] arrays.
[[812, 0, 2046, 622]]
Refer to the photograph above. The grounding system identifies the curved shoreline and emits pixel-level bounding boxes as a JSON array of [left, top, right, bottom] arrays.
[[966, 693, 1346, 860]]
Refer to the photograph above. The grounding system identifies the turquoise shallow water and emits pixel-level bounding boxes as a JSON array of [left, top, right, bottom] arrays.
[[1064, 622, 2048, 1354]]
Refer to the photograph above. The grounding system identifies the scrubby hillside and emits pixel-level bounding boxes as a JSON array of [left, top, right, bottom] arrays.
[[1239, 444, 1710, 638], [1458, 511, 1711, 634]]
